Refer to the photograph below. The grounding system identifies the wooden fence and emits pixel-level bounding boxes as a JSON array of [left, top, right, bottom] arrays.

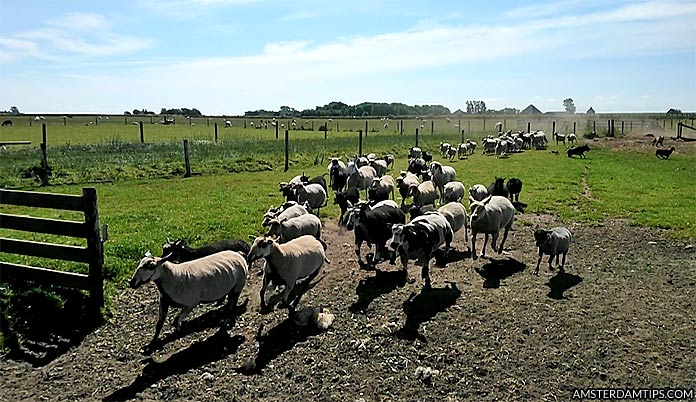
[[0, 187, 107, 315]]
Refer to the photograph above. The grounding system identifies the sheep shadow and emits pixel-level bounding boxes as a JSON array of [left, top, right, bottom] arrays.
[[0, 285, 102, 367], [512, 201, 527, 213], [545, 271, 583, 300], [144, 299, 248, 354], [475, 258, 526, 288], [434, 248, 471, 266], [395, 282, 461, 342], [237, 315, 324, 375], [104, 330, 245, 401], [349, 268, 408, 314]]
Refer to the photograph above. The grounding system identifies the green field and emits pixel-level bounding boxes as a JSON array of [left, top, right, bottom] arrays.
[[1, 115, 694, 310]]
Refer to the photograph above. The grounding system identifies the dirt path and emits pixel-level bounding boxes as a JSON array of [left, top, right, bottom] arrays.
[[2, 215, 695, 401]]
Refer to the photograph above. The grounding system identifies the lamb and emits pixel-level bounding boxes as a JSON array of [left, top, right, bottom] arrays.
[[292, 182, 327, 213], [469, 196, 515, 260], [267, 213, 322, 243], [248, 235, 328, 312], [465, 140, 477, 154], [410, 180, 438, 207], [160, 238, 251, 261], [224, 120, 232, 128], [388, 213, 453, 287], [495, 140, 509, 158], [408, 146, 422, 159], [446, 147, 457, 161], [383, 154, 395, 169], [396, 172, 420, 206], [262, 202, 309, 227], [410, 202, 468, 243], [567, 133, 577, 144], [533, 227, 573, 274], [468, 184, 489, 203], [553, 132, 566, 145], [368, 175, 395, 202], [345, 202, 406, 267], [567, 144, 590, 158], [129, 251, 248, 349], [347, 165, 378, 196], [456, 143, 468, 159], [439, 142, 452, 157], [369, 159, 389, 177], [442, 181, 465, 203], [655, 146, 676, 159], [429, 161, 457, 203], [505, 178, 523, 203], [487, 177, 508, 198]]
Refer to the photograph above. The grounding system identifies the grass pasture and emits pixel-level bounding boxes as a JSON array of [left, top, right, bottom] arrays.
[[1, 114, 695, 399]]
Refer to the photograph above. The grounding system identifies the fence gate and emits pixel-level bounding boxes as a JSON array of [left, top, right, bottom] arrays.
[[0, 187, 106, 315]]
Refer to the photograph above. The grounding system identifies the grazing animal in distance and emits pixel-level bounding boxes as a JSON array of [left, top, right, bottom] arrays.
[[655, 146, 676, 159], [567, 144, 590, 158], [1, 119, 12, 127]]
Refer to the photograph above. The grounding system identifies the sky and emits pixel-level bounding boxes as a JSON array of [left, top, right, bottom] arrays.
[[1, 0, 695, 115]]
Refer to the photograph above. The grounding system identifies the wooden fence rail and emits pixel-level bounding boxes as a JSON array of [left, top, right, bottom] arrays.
[[0, 187, 107, 316]]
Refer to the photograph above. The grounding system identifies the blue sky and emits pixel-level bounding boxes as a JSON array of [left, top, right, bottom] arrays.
[[1, 0, 695, 115]]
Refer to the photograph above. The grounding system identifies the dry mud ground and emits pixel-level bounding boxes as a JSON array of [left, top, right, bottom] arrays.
[[2, 215, 695, 402]]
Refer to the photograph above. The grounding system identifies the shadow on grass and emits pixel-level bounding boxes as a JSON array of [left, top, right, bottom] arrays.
[[475, 258, 526, 288], [0, 284, 102, 367], [104, 330, 245, 401], [144, 299, 248, 354], [349, 268, 408, 314], [545, 271, 583, 300], [396, 282, 461, 342]]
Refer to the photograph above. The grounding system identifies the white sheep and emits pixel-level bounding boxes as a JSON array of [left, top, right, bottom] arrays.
[[469, 196, 515, 260], [262, 202, 309, 227], [410, 180, 438, 207], [429, 161, 457, 203], [248, 235, 329, 312], [267, 213, 322, 243], [369, 159, 388, 177], [224, 120, 232, 127], [347, 165, 377, 196], [129, 250, 248, 348], [437, 202, 468, 242], [533, 227, 573, 274], [292, 182, 327, 213], [442, 181, 465, 203], [468, 184, 489, 203]]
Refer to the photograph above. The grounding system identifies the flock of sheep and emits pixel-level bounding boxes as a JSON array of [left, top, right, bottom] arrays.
[[129, 142, 576, 353]]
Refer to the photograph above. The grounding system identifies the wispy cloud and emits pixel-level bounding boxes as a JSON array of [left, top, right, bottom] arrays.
[[0, 12, 154, 63], [277, 9, 325, 22]]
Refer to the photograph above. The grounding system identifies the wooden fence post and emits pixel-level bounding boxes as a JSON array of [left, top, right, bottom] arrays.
[[124, 115, 127, 125], [365, 120, 368, 137], [503, 119, 506, 131], [400, 120, 404, 135], [150, 116, 154, 124], [284, 130, 289, 172], [29, 117, 32, 127], [139, 121, 144, 143], [415, 128, 419, 147], [311, 121, 314, 131], [275, 123, 279, 140], [244, 120, 246, 129], [621, 121, 624, 135], [458, 119, 461, 134], [461, 129, 465, 144], [183, 140, 191, 178], [95, 116, 98, 126], [593, 120, 596, 132], [431, 120, 434, 135], [358, 129, 363, 156], [573, 122, 576, 134], [83, 187, 105, 316], [40, 124, 49, 178], [324, 122, 328, 140], [483, 118, 486, 131], [336, 121, 339, 132], [552, 121, 556, 135], [214, 123, 219, 143], [527, 122, 531, 133], [207, 118, 210, 127]]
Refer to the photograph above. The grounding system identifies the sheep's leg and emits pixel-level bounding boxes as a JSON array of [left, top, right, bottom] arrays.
[[481, 234, 489, 258], [535, 252, 543, 275], [400, 254, 415, 283], [259, 272, 271, 310], [224, 289, 242, 329], [490, 233, 499, 253], [151, 297, 170, 344], [173, 305, 195, 331], [471, 231, 478, 260], [498, 226, 511, 254], [560, 252, 567, 272], [421, 259, 431, 288], [547, 254, 554, 270], [291, 269, 320, 308]]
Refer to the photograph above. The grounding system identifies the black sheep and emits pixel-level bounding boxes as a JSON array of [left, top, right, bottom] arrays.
[[161, 238, 251, 261], [300, 173, 328, 193], [567, 144, 590, 158], [407, 158, 428, 177], [347, 203, 406, 268], [505, 178, 523, 203], [487, 177, 508, 198]]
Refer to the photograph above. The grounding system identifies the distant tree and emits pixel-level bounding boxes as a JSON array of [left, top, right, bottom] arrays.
[[9, 106, 20, 115], [563, 98, 576, 114], [666, 108, 682, 115], [124, 111, 132, 115]]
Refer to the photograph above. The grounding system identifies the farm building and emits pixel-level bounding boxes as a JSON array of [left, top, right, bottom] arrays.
[[520, 104, 542, 115]]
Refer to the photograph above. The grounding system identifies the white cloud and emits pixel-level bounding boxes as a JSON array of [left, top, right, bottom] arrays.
[[0, 12, 155, 62]]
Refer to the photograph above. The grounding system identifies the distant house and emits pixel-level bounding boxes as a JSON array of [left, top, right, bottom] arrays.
[[520, 104, 542, 115], [451, 109, 467, 117], [586, 107, 595, 115]]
